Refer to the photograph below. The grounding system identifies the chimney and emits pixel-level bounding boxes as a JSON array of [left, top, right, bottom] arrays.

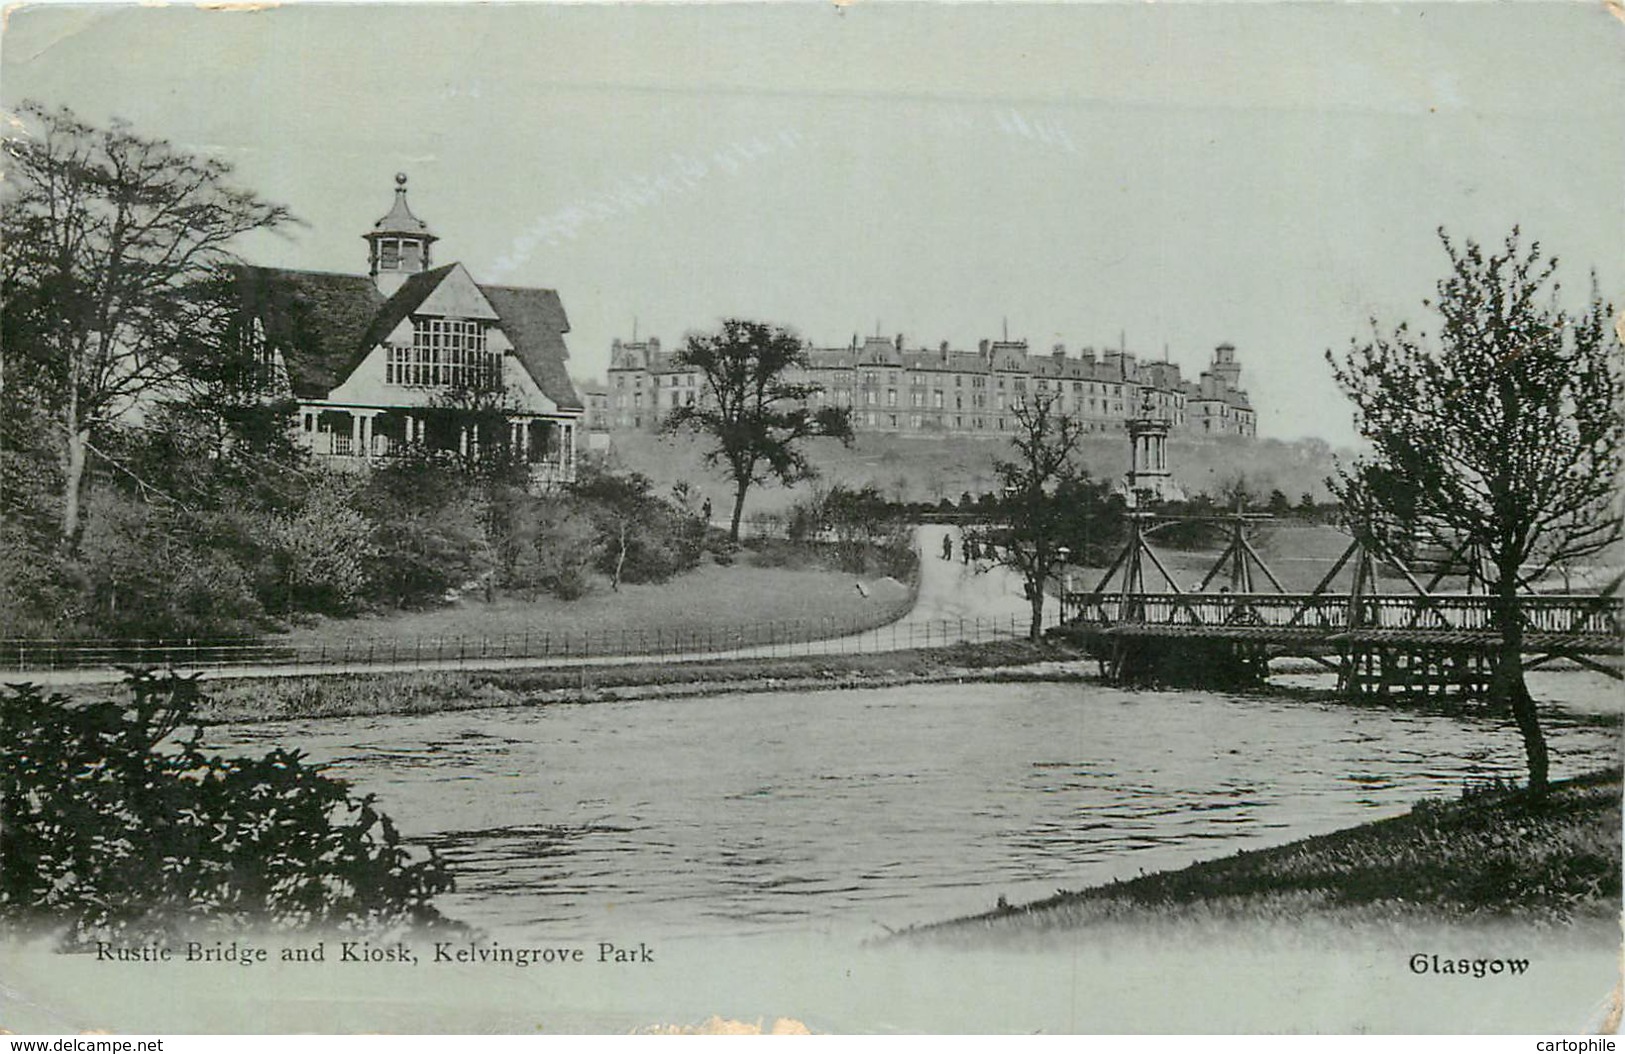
[[1052, 343, 1067, 360], [895, 333, 904, 351], [979, 338, 990, 357], [940, 341, 950, 363], [1079, 346, 1096, 367], [648, 336, 661, 354]]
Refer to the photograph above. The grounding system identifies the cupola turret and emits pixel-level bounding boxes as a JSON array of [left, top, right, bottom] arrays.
[[364, 173, 438, 296]]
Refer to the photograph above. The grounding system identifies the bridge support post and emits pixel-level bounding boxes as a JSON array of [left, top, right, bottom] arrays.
[[1102, 636, 1268, 689], [1338, 644, 1494, 701]]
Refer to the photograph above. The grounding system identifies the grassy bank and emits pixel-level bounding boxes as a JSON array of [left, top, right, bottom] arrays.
[[273, 562, 914, 654], [909, 770, 1623, 945], [607, 431, 1344, 515], [143, 638, 1089, 724]]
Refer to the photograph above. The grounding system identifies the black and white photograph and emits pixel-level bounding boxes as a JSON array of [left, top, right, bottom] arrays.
[[0, 0, 1621, 1036]]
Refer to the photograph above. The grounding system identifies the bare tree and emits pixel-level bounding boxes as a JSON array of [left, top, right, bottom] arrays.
[[1328, 228, 1622, 795], [664, 319, 853, 542], [991, 391, 1089, 640], [1, 102, 293, 550]]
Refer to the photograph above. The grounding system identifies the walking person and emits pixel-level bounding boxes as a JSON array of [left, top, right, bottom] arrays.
[[942, 532, 953, 561]]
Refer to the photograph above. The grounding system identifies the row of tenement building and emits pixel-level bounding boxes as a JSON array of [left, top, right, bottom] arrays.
[[585, 333, 1256, 441]]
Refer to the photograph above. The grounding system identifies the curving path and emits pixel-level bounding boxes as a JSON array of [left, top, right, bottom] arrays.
[[17, 526, 1050, 687]]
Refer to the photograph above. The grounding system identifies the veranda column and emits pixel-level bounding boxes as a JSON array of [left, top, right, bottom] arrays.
[[349, 414, 362, 458]]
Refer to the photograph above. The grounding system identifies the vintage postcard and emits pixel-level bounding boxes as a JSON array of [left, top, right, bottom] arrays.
[[1, 0, 1621, 1036]]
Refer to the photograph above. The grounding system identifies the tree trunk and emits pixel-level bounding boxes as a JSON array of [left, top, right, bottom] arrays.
[[1490, 586, 1548, 797], [1503, 660, 1548, 798], [728, 481, 750, 544], [60, 422, 90, 553], [612, 522, 627, 591], [1028, 575, 1045, 641]]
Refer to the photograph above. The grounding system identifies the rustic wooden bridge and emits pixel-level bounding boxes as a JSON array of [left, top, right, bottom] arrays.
[[1055, 512, 1623, 698]]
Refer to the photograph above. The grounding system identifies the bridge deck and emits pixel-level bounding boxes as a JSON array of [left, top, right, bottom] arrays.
[[1060, 592, 1622, 656]]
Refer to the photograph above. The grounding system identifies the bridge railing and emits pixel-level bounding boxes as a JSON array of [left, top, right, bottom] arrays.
[[1062, 591, 1622, 638]]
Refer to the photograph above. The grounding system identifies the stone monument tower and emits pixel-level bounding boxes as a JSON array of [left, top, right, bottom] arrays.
[[1124, 391, 1184, 505]]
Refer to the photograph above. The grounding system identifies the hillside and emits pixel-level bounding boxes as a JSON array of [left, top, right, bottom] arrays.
[[596, 430, 1346, 519]]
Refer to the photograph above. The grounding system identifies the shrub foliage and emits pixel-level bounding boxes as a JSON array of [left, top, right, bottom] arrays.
[[1, 671, 454, 944]]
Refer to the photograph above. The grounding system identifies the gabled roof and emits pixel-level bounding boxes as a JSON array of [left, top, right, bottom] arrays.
[[482, 284, 583, 411], [230, 263, 582, 412], [358, 263, 460, 351], [230, 266, 385, 400]]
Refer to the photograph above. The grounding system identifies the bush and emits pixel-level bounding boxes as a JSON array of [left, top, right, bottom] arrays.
[[360, 458, 492, 608], [499, 498, 600, 600], [872, 526, 920, 581], [0, 520, 79, 637], [571, 465, 705, 588], [0, 671, 454, 945], [258, 474, 372, 616], [77, 494, 265, 639]]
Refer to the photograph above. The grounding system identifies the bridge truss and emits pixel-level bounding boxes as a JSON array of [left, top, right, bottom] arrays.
[[1056, 509, 1623, 699]]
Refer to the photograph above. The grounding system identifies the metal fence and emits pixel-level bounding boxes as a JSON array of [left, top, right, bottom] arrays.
[[0, 613, 1035, 675]]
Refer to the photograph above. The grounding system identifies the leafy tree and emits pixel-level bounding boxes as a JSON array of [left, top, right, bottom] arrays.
[[989, 392, 1090, 640], [1328, 228, 1622, 795], [358, 455, 492, 608], [570, 465, 704, 589], [664, 319, 853, 542], [258, 474, 373, 616], [502, 500, 601, 601], [77, 494, 266, 639], [1214, 474, 1256, 512], [1267, 489, 1294, 516], [0, 392, 78, 636], [424, 374, 542, 477], [786, 483, 910, 574], [1, 102, 293, 550], [1053, 475, 1127, 566], [2, 671, 453, 945]]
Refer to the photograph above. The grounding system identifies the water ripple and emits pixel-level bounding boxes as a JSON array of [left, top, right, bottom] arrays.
[[207, 677, 1623, 941]]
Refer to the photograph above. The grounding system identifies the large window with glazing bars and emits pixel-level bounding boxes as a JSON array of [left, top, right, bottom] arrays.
[[387, 319, 499, 389]]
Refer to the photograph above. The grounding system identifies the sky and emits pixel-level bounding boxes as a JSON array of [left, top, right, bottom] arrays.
[[4, 2, 1622, 445]]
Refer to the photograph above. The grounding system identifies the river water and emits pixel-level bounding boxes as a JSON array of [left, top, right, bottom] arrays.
[[209, 674, 1621, 944]]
